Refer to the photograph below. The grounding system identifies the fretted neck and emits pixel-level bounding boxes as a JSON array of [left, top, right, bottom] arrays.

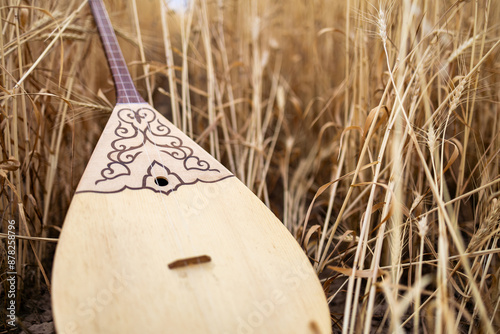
[[89, 0, 145, 104]]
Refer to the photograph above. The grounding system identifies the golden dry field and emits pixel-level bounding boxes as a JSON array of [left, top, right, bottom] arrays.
[[1, 0, 500, 333]]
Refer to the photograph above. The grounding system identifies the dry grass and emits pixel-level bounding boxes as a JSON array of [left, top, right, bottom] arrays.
[[1, 0, 500, 333]]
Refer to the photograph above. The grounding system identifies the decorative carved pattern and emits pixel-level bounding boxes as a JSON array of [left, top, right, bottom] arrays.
[[76, 106, 232, 195]]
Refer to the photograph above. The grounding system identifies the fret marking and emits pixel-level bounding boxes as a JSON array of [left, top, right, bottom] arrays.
[[89, 0, 144, 104]]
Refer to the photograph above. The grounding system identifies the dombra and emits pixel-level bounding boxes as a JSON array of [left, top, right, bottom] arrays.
[[51, 1, 332, 333]]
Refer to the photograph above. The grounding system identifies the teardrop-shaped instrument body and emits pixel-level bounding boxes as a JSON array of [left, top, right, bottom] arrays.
[[52, 103, 331, 334]]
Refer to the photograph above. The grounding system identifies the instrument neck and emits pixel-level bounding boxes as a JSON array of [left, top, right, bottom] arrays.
[[89, 0, 145, 104]]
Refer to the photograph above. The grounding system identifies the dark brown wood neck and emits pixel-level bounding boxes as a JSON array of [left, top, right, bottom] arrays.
[[89, 0, 145, 104]]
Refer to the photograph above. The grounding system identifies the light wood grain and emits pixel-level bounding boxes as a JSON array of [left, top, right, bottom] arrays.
[[52, 103, 331, 333], [53, 180, 331, 333]]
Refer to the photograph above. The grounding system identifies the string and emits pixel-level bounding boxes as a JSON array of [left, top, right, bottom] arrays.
[[90, 0, 191, 266], [89, 0, 218, 326]]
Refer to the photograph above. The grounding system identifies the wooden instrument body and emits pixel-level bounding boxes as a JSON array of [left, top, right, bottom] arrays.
[[52, 103, 331, 333], [52, 1, 331, 332]]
